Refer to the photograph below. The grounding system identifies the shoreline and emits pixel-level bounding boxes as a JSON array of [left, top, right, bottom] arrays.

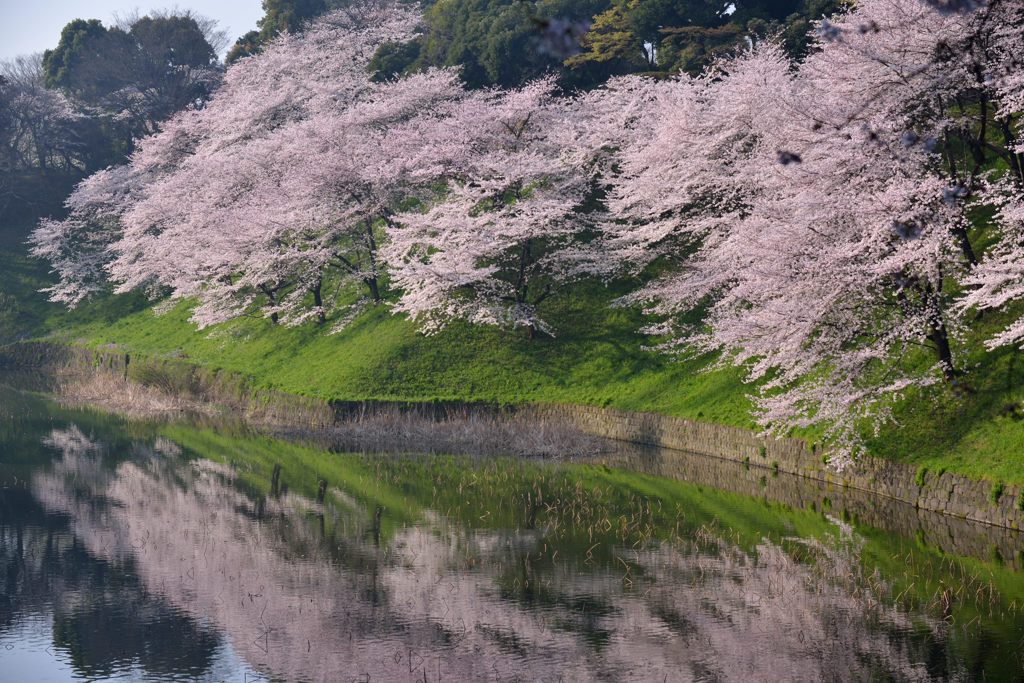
[[2, 339, 1022, 532]]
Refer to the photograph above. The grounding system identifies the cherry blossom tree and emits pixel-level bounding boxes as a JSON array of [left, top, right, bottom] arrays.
[[384, 78, 602, 337], [0, 55, 82, 176], [145, 66, 468, 329], [33, 2, 429, 327], [31, 165, 143, 306], [597, 0, 1024, 464], [596, 47, 794, 273], [949, 0, 1024, 349]]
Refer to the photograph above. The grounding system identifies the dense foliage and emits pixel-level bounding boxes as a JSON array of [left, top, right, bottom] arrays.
[[237, 0, 843, 89], [226, 0, 330, 64], [41, 12, 224, 157], [391, 0, 847, 88], [0, 11, 224, 226], [32, 0, 1024, 464]]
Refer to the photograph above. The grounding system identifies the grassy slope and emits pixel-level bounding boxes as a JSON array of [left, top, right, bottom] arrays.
[[62, 282, 757, 427], [866, 322, 1024, 485], [3, 213, 1023, 485]]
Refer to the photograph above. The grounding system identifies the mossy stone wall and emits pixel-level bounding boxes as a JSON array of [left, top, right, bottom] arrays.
[[525, 402, 1024, 531]]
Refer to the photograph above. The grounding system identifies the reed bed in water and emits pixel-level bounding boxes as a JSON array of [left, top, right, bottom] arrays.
[[280, 407, 611, 460], [55, 371, 218, 418], [56, 370, 608, 459]]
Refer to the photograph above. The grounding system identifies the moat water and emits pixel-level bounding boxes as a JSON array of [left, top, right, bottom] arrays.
[[1, 384, 1022, 681]]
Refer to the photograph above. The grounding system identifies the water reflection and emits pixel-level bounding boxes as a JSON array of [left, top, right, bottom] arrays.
[[597, 442, 1024, 573], [6, 420, 1020, 681], [0, 480, 263, 682]]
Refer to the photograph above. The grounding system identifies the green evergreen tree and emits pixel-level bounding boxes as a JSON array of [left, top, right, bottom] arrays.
[[226, 0, 329, 64]]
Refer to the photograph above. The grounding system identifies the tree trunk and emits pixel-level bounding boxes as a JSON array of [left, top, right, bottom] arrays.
[[260, 284, 280, 323], [924, 284, 957, 380], [364, 221, 381, 303], [364, 276, 380, 303], [951, 223, 978, 267], [312, 279, 326, 323], [929, 318, 957, 380], [999, 119, 1024, 184]]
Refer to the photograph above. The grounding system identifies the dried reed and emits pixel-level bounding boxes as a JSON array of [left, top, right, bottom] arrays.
[[56, 370, 217, 419], [280, 407, 610, 460]]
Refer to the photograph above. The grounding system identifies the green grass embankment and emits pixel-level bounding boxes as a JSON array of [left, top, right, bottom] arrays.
[[864, 309, 1024, 486], [57, 282, 756, 427], [3, 215, 1023, 486]]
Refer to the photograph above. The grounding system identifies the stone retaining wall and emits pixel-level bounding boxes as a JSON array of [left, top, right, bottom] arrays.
[[602, 442, 1023, 569], [524, 402, 1024, 531], [3, 340, 1022, 532]]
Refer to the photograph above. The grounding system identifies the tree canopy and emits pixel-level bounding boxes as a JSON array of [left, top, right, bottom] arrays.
[[232, 0, 844, 89], [226, 0, 329, 64], [42, 13, 222, 139], [363, 0, 843, 88]]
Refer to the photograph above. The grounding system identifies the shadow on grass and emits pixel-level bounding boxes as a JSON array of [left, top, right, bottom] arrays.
[[866, 341, 1024, 482]]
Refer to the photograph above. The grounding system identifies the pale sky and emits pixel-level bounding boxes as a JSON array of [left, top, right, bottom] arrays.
[[0, 0, 266, 62]]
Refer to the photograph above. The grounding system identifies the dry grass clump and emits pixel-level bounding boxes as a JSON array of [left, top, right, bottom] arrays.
[[57, 370, 217, 419], [283, 408, 610, 460]]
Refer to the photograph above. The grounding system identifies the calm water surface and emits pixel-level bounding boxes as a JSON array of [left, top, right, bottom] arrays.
[[1, 386, 1023, 682]]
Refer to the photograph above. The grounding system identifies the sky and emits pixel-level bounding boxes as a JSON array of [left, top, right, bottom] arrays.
[[0, 0, 265, 62]]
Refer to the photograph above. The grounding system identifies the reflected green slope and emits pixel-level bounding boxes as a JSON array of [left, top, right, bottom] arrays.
[[159, 424, 1024, 632]]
